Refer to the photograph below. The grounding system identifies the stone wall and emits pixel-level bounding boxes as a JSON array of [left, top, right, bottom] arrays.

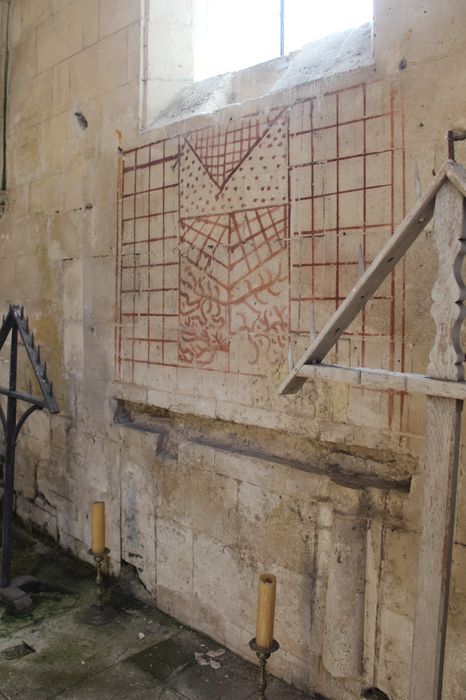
[[2, 1, 466, 698]]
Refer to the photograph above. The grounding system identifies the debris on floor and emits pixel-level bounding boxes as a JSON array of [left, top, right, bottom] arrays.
[[207, 649, 226, 658], [0, 525, 316, 699]]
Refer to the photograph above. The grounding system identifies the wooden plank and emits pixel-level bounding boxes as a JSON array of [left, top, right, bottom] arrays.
[[360, 367, 406, 391], [312, 364, 361, 385], [409, 397, 462, 700], [296, 364, 316, 379], [406, 374, 466, 399], [409, 181, 466, 700], [297, 363, 466, 398], [279, 164, 448, 395], [445, 159, 466, 199]]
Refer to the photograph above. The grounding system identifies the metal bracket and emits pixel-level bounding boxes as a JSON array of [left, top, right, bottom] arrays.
[[447, 129, 466, 161]]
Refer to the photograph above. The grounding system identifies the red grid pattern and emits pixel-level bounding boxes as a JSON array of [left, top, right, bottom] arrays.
[[180, 215, 230, 284], [185, 111, 282, 191], [180, 207, 287, 288], [289, 82, 405, 427], [229, 208, 287, 285], [116, 81, 405, 425], [116, 137, 180, 382]]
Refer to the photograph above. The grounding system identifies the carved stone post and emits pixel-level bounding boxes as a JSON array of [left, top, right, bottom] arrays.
[[322, 514, 367, 679]]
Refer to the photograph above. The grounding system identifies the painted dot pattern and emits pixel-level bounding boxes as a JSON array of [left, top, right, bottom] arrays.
[[180, 112, 288, 217], [116, 81, 406, 423]]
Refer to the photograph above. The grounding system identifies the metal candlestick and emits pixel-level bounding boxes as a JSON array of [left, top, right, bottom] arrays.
[[249, 638, 279, 698], [81, 548, 116, 625]]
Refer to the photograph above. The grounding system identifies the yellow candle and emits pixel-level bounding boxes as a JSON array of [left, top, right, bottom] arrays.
[[255, 573, 276, 649], [91, 501, 105, 555]]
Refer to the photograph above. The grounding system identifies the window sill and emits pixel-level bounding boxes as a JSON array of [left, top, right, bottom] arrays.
[[143, 22, 374, 131]]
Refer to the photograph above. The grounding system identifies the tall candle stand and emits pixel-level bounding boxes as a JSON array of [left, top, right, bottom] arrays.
[[81, 548, 116, 625], [249, 637, 280, 698]]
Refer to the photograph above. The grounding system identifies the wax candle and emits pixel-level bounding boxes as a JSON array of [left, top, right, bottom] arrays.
[[91, 501, 105, 555], [255, 573, 276, 649]]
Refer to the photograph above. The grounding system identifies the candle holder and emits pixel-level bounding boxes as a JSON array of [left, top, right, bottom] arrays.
[[81, 548, 116, 625], [249, 638, 280, 698]]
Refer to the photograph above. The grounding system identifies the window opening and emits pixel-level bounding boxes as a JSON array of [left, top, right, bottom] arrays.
[[193, 0, 373, 81]]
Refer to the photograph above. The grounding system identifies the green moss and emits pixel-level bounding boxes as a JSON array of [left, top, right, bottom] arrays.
[[0, 524, 96, 634]]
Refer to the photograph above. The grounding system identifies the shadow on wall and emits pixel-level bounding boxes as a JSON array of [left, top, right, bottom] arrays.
[[361, 687, 390, 699]]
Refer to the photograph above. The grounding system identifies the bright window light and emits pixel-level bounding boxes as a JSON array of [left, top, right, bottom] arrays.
[[193, 0, 373, 81]]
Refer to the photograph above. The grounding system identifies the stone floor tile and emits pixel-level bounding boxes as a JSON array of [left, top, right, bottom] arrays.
[[0, 608, 179, 698], [265, 676, 315, 698], [127, 629, 201, 682], [51, 659, 163, 698], [0, 526, 316, 700], [168, 644, 257, 700]]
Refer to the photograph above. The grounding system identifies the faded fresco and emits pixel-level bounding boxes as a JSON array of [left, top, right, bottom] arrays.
[[116, 80, 404, 422]]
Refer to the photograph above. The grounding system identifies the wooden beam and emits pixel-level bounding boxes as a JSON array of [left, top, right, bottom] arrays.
[[445, 159, 466, 199], [409, 180, 466, 700], [277, 159, 466, 696], [279, 164, 448, 395], [296, 363, 466, 399]]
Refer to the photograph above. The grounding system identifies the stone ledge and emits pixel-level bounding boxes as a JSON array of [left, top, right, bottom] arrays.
[[114, 398, 412, 494]]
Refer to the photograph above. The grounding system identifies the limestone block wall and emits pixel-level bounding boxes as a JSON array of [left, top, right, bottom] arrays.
[[113, 403, 410, 697], [115, 77, 406, 436], [2, 0, 466, 698]]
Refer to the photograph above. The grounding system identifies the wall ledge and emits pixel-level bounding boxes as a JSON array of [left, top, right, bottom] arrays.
[[114, 399, 412, 494]]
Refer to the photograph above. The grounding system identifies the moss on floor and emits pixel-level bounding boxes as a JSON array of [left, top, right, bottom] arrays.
[[0, 523, 315, 699]]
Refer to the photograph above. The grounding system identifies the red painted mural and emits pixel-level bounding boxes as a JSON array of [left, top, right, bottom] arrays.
[[116, 81, 405, 423]]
